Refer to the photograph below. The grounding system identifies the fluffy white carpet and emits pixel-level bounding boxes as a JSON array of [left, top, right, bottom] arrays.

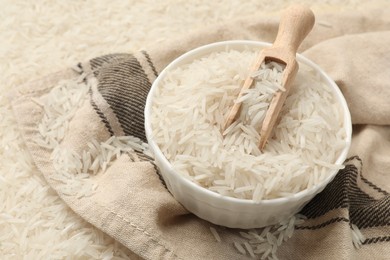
[[1, 0, 387, 258]]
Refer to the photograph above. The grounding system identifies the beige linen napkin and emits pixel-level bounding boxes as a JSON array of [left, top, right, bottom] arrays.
[[11, 8, 390, 260]]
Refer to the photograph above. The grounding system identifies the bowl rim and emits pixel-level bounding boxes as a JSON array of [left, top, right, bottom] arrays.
[[144, 40, 352, 206]]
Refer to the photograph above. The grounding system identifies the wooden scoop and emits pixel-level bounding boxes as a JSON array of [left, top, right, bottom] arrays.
[[223, 5, 315, 151]]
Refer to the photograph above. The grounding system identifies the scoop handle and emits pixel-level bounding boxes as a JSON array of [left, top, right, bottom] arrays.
[[272, 5, 315, 54]]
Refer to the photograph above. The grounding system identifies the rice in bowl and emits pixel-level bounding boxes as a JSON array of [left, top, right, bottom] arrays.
[[145, 41, 351, 228], [150, 46, 347, 201]]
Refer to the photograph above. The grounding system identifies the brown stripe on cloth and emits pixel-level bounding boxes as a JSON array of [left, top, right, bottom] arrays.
[[89, 82, 126, 137], [87, 52, 158, 164], [299, 156, 390, 230], [357, 225, 390, 245], [73, 61, 124, 137], [346, 156, 389, 198], [363, 236, 390, 245], [276, 155, 390, 259], [89, 53, 133, 77], [279, 208, 390, 259], [134, 51, 159, 83], [89, 92, 115, 136], [90, 53, 153, 142]]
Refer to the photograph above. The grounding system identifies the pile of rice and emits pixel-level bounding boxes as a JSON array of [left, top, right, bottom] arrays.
[[151, 48, 346, 201]]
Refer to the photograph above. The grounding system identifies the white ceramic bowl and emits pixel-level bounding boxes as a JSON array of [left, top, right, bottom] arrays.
[[144, 40, 352, 229]]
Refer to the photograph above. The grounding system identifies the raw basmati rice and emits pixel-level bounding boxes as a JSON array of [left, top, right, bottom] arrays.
[[151, 48, 346, 200], [34, 76, 150, 199], [233, 241, 246, 255], [210, 227, 221, 242], [229, 215, 306, 260], [351, 223, 366, 248], [244, 241, 256, 258]]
